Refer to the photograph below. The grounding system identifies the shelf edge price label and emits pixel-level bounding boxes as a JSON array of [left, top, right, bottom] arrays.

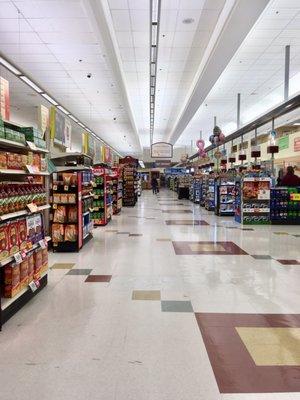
[[27, 202, 38, 213], [29, 280, 38, 292], [14, 252, 23, 264], [64, 185, 69, 191], [26, 141, 37, 151], [53, 203, 58, 209], [290, 193, 300, 201], [26, 164, 39, 174], [39, 239, 47, 249], [53, 184, 58, 191]]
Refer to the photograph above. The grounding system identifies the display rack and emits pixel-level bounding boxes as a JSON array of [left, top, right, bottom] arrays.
[[215, 177, 235, 216], [0, 118, 50, 328], [192, 176, 201, 203], [51, 168, 93, 251], [270, 187, 300, 225], [235, 177, 271, 224], [112, 167, 123, 215], [122, 165, 138, 207], [200, 177, 206, 207], [91, 166, 113, 225], [205, 177, 215, 211]]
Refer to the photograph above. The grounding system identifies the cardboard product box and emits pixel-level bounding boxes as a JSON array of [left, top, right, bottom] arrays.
[[0, 223, 9, 261], [0, 125, 5, 139], [27, 251, 34, 283], [5, 128, 25, 144], [32, 153, 41, 171], [34, 213, 43, 242], [8, 221, 19, 256], [40, 248, 48, 275], [40, 158, 47, 172], [26, 215, 36, 244], [18, 218, 27, 250], [20, 257, 29, 289], [4, 263, 21, 298], [33, 248, 42, 280], [21, 127, 44, 140], [0, 151, 7, 168]]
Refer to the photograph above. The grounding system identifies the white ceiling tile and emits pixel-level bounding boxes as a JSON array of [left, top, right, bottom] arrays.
[[14, 1, 85, 18], [28, 18, 93, 33], [119, 47, 135, 61], [179, 0, 205, 10], [0, 2, 20, 18], [38, 32, 98, 45], [134, 47, 148, 61], [173, 31, 195, 47], [160, 10, 178, 31], [0, 18, 32, 32], [115, 31, 133, 47], [111, 9, 131, 30], [0, 43, 50, 54], [130, 10, 149, 31], [132, 31, 149, 47], [108, 0, 128, 9], [128, 0, 148, 9], [0, 32, 42, 44]]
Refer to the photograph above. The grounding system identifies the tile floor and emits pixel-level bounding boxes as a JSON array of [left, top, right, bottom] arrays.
[[1, 189, 300, 400]]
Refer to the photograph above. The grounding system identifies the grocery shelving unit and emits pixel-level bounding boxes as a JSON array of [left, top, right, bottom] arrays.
[[122, 165, 138, 207], [270, 187, 300, 225], [235, 177, 271, 224], [112, 167, 122, 215], [0, 118, 50, 328], [91, 166, 113, 225], [192, 177, 201, 203], [205, 177, 215, 211], [215, 177, 235, 216]]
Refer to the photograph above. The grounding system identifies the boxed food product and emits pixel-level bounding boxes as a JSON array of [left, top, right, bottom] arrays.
[[40, 158, 47, 172], [27, 151, 33, 166], [4, 263, 21, 298], [52, 223, 64, 242], [34, 213, 43, 242], [27, 251, 34, 282], [26, 215, 36, 244], [18, 218, 27, 250], [33, 153, 41, 171], [64, 224, 77, 242], [53, 205, 66, 223], [8, 221, 19, 255], [20, 257, 29, 289], [34, 248, 42, 280], [0, 223, 9, 261], [0, 151, 7, 168], [41, 248, 48, 274], [68, 206, 77, 222], [21, 126, 44, 140]]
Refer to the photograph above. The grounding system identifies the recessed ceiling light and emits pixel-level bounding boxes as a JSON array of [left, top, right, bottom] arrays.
[[182, 18, 194, 24]]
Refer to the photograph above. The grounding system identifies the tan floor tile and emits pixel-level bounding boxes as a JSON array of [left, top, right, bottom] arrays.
[[189, 243, 225, 252], [132, 290, 161, 301], [51, 263, 75, 269]]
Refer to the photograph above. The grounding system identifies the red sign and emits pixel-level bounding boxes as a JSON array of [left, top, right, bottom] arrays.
[[0, 77, 10, 120], [294, 137, 300, 152]]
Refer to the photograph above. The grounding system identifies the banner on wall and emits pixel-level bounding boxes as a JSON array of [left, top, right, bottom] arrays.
[[82, 132, 95, 158], [0, 77, 10, 120], [37, 105, 49, 138], [50, 107, 66, 146], [151, 142, 173, 158], [94, 141, 102, 164], [64, 119, 72, 148], [278, 135, 289, 150]]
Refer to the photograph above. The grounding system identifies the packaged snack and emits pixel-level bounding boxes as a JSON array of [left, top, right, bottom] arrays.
[[33, 153, 41, 171], [0, 223, 9, 261], [26, 215, 36, 244], [18, 218, 27, 250], [0, 151, 7, 168], [7, 153, 16, 169], [64, 224, 77, 242], [34, 248, 42, 280], [53, 205, 66, 223], [8, 221, 19, 255], [68, 193, 76, 204], [20, 257, 29, 289], [41, 248, 48, 274], [34, 213, 43, 241], [60, 193, 68, 203], [70, 174, 77, 186], [53, 193, 61, 203], [52, 223, 64, 243], [62, 173, 73, 186], [68, 206, 77, 222], [4, 263, 21, 298], [27, 151, 33, 166], [27, 251, 34, 282]]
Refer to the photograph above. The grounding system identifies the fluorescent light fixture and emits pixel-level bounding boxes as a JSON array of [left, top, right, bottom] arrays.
[[150, 87, 155, 95], [78, 122, 85, 128], [20, 75, 43, 93], [150, 76, 155, 86], [57, 105, 70, 115], [152, 23, 158, 46], [69, 115, 78, 123], [293, 123, 300, 126], [152, 0, 159, 22], [150, 63, 156, 75], [42, 93, 58, 106], [151, 45, 157, 62], [0, 57, 21, 75], [139, 160, 145, 168]]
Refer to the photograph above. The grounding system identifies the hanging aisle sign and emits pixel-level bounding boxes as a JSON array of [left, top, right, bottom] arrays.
[[38, 105, 49, 138], [151, 142, 173, 158]]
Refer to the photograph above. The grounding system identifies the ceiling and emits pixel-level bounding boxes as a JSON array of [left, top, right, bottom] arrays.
[[0, 0, 300, 157]]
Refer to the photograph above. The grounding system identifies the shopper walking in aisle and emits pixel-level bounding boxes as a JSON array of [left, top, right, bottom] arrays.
[[151, 176, 158, 194], [280, 166, 300, 187]]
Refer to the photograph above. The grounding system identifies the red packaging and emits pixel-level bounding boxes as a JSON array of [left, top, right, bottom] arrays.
[[0, 223, 9, 261], [4, 263, 20, 298], [41, 248, 48, 274], [18, 218, 27, 250], [27, 251, 34, 282], [20, 257, 29, 289], [34, 248, 42, 280], [8, 221, 19, 256], [33, 153, 41, 171]]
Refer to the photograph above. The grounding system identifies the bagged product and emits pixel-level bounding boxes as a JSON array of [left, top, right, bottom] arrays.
[[0, 151, 7, 168], [41, 248, 48, 274], [53, 205, 66, 223], [8, 221, 19, 255], [20, 257, 29, 289], [68, 206, 77, 223], [0, 223, 9, 261], [34, 213, 43, 242], [18, 218, 27, 250], [62, 173, 73, 186], [4, 263, 21, 298], [52, 223, 64, 243], [34, 248, 42, 280], [27, 251, 34, 282], [64, 224, 77, 242], [26, 215, 36, 244]]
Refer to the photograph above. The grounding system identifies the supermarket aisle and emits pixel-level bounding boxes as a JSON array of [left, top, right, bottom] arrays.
[[1, 190, 300, 399]]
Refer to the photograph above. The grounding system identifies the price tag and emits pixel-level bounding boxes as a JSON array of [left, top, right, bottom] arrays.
[[13, 252, 23, 264], [27, 241, 33, 250], [39, 239, 47, 249], [53, 184, 58, 191], [21, 250, 27, 259], [89, 208, 94, 212], [53, 203, 57, 209], [26, 165, 39, 174], [26, 141, 37, 151], [94, 195, 99, 199], [64, 185, 69, 191], [27, 202, 38, 213], [35, 279, 41, 289], [291, 193, 300, 201], [29, 281, 38, 292]]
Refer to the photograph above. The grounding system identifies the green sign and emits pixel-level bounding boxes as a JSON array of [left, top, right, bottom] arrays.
[[278, 135, 289, 150]]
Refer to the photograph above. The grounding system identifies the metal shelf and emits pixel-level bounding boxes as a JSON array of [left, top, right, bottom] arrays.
[[0, 204, 50, 222]]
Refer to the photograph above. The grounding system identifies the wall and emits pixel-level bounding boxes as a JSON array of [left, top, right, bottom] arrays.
[[142, 146, 191, 163]]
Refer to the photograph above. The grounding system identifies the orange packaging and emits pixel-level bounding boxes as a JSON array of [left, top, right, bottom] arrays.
[[27, 251, 34, 283], [18, 218, 27, 250], [4, 263, 20, 298], [7, 153, 16, 169], [8, 221, 19, 256], [20, 257, 29, 289], [41, 248, 48, 275], [34, 248, 42, 280], [33, 153, 41, 171], [0, 151, 7, 168], [0, 223, 9, 261]]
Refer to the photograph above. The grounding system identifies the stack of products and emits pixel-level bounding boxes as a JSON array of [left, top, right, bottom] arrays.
[[0, 182, 46, 215], [178, 175, 191, 199], [0, 150, 46, 171], [192, 177, 201, 203], [91, 167, 113, 225], [270, 187, 300, 224], [200, 177, 206, 207], [51, 170, 93, 251], [215, 177, 235, 216], [235, 177, 271, 224], [122, 165, 137, 206], [205, 177, 215, 211], [112, 169, 122, 214], [20, 127, 46, 149]]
